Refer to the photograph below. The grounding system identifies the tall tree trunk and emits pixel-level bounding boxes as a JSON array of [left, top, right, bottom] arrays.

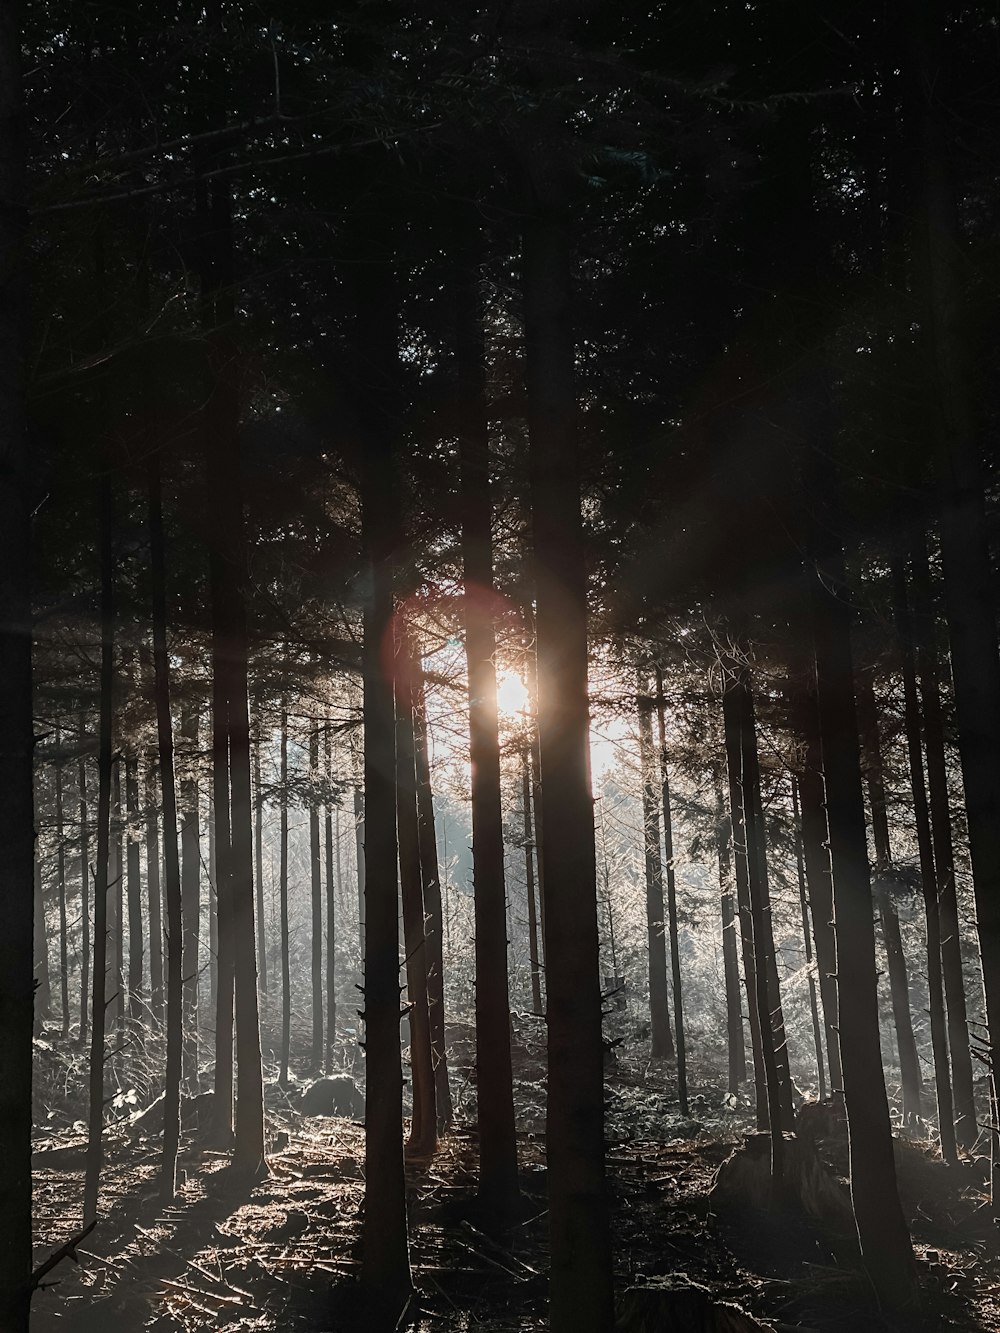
[[145, 765, 164, 1029], [350, 229, 412, 1319], [324, 726, 336, 1072], [655, 668, 687, 1111], [857, 669, 923, 1124], [792, 780, 826, 1101], [909, 533, 976, 1150], [354, 785, 365, 975], [413, 665, 452, 1127], [33, 850, 50, 1033], [278, 701, 291, 1086], [310, 726, 324, 1071], [111, 761, 124, 1042], [714, 772, 746, 1094], [253, 724, 268, 995], [395, 627, 437, 1158], [522, 747, 544, 1018], [523, 180, 613, 1331], [811, 542, 916, 1313], [637, 685, 674, 1060], [84, 476, 115, 1230], [55, 737, 70, 1038], [723, 663, 790, 1182], [149, 449, 185, 1202], [0, 15, 33, 1312], [721, 685, 766, 1126], [909, 1, 1000, 1196], [208, 808, 218, 1014], [455, 225, 519, 1218], [891, 557, 957, 1163], [180, 703, 201, 1092], [792, 678, 844, 1100], [125, 754, 143, 1031], [79, 741, 90, 1045]]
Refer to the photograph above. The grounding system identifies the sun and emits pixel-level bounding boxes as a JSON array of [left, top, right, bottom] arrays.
[[495, 668, 530, 718]]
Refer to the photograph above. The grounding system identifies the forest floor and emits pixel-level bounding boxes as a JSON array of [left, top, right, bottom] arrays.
[[27, 1028, 1000, 1332]]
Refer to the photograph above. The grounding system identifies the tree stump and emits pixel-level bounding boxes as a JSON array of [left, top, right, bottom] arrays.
[[617, 1279, 773, 1332]]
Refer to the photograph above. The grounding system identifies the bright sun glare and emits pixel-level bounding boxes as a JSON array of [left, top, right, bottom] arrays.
[[495, 668, 530, 718]]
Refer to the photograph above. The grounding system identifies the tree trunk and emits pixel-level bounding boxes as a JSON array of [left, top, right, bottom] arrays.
[[354, 785, 365, 976], [413, 662, 453, 1127], [455, 225, 519, 1218], [145, 765, 164, 1029], [310, 726, 324, 1071], [714, 773, 746, 1094], [149, 449, 185, 1202], [180, 703, 201, 1092], [253, 724, 268, 995], [55, 737, 70, 1038], [79, 741, 90, 1046], [856, 668, 923, 1124], [278, 701, 291, 1086], [792, 779, 826, 1102], [0, 15, 33, 1312], [395, 626, 437, 1158], [891, 556, 957, 1164], [350, 230, 412, 1318], [811, 544, 916, 1313], [111, 761, 124, 1041], [909, 0, 1000, 1196], [125, 754, 144, 1031], [33, 850, 50, 1034], [655, 668, 687, 1112], [523, 182, 613, 1331], [909, 532, 976, 1150], [324, 726, 336, 1072], [721, 684, 767, 1127], [792, 679, 844, 1101], [522, 748, 544, 1018], [637, 684, 674, 1061], [84, 476, 115, 1230]]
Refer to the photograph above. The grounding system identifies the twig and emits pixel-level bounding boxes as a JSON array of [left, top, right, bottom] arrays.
[[30, 1220, 97, 1290]]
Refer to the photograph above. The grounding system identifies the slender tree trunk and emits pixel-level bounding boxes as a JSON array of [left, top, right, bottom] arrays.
[[354, 785, 365, 975], [910, 2, 1000, 1196], [792, 678, 844, 1100], [146, 765, 164, 1029], [395, 627, 437, 1158], [253, 727, 268, 995], [522, 748, 544, 1018], [350, 230, 412, 1319], [714, 774, 746, 1093], [455, 226, 519, 1218], [79, 742, 90, 1045], [892, 557, 957, 1163], [655, 668, 687, 1112], [413, 664, 452, 1127], [278, 701, 291, 1086], [523, 181, 613, 1331], [210, 683, 234, 1145], [84, 476, 115, 1229], [324, 726, 336, 1072], [55, 738, 70, 1038], [637, 685, 673, 1060], [721, 687, 766, 1127], [33, 850, 50, 1034], [149, 449, 185, 1201], [180, 703, 200, 1092], [310, 726, 324, 1071], [723, 664, 788, 1182], [792, 780, 826, 1101], [811, 541, 916, 1313], [0, 20, 33, 1312], [857, 669, 923, 1124], [208, 808, 218, 1014], [909, 533, 976, 1150], [125, 754, 143, 1031], [111, 761, 124, 1042]]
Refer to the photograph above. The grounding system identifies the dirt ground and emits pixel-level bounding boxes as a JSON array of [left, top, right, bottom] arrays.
[[27, 1048, 1000, 1331]]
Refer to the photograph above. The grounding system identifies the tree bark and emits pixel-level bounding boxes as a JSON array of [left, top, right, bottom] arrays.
[[637, 684, 674, 1061], [180, 702, 201, 1092], [55, 737, 70, 1038], [310, 726, 324, 1071], [792, 779, 826, 1101], [523, 181, 613, 1331], [655, 668, 687, 1112], [145, 765, 164, 1029], [891, 556, 956, 1163], [522, 748, 544, 1018], [125, 754, 144, 1033], [909, 533, 976, 1151], [714, 772, 746, 1094], [455, 225, 519, 1218], [79, 740, 90, 1046], [278, 700, 291, 1086], [253, 723, 268, 995], [324, 725, 336, 1072]]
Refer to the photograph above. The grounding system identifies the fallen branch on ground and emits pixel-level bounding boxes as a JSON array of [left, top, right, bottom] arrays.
[[30, 1220, 97, 1290]]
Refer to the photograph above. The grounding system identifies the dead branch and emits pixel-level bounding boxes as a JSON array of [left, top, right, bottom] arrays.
[[30, 1220, 97, 1290]]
